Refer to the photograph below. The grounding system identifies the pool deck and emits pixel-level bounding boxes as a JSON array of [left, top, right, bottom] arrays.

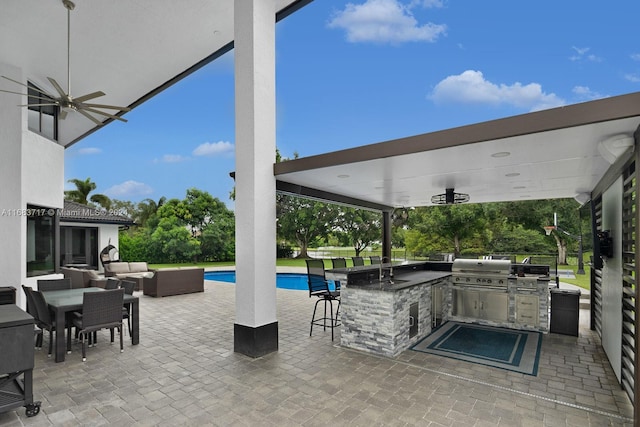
[[0, 272, 631, 426]]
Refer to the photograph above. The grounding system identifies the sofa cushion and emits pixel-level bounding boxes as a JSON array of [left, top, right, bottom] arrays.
[[128, 262, 148, 273], [85, 269, 100, 279], [107, 262, 131, 274]]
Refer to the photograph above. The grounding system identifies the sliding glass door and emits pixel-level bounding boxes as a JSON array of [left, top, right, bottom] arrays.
[[60, 226, 98, 269]]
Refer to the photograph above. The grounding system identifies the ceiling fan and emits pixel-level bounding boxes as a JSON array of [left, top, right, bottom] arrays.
[[0, 0, 130, 126]]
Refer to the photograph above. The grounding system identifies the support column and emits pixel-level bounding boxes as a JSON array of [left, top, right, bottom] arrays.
[[382, 210, 392, 260], [233, 0, 278, 357]]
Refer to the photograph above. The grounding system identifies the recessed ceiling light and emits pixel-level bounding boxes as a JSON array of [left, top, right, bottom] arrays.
[[491, 152, 510, 158], [337, 174, 350, 179], [505, 172, 520, 177]]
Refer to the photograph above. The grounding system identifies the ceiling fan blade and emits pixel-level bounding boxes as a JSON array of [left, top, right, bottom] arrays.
[[1, 76, 57, 98], [77, 109, 104, 126], [18, 103, 59, 107], [73, 91, 105, 103], [0, 89, 57, 102], [47, 77, 68, 98], [83, 107, 128, 122], [83, 102, 131, 112]]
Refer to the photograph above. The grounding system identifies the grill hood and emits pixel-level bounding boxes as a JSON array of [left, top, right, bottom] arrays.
[[452, 259, 511, 276]]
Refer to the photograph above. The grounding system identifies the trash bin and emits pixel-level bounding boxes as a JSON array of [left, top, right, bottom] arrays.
[[550, 288, 581, 336]]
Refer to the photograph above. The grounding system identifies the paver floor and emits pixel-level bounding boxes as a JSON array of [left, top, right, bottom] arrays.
[[0, 278, 633, 426]]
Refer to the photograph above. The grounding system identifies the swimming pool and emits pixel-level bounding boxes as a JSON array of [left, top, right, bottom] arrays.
[[204, 271, 336, 291]]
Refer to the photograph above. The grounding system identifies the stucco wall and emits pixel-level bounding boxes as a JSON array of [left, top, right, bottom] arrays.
[[0, 62, 65, 308], [0, 62, 25, 306]]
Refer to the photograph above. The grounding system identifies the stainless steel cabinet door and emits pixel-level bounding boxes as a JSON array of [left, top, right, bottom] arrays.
[[478, 291, 509, 321]]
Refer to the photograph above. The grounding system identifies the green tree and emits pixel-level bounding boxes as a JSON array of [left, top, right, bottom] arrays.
[[152, 189, 235, 262], [110, 199, 136, 218], [333, 207, 381, 256], [150, 216, 201, 263], [277, 194, 337, 258], [406, 204, 489, 257], [65, 177, 111, 210], [493, 199, 583, 263], [134, 197, 166, 227]]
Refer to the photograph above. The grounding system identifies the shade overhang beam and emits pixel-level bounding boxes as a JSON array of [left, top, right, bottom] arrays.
[[276, 181, 393, 212]]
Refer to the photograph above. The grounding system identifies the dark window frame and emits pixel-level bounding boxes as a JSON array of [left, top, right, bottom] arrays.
[[27, 82, 58, 141], [26, 205, 58, 277]]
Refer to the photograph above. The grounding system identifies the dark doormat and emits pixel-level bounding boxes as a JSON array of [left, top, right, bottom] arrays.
[[411, 321, 542, 376]]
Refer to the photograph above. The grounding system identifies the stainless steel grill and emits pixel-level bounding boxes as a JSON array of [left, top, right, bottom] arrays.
[[451, 259, 511, 286]]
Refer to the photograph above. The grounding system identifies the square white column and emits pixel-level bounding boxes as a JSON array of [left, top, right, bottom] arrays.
[[233, 0, 278, 357]]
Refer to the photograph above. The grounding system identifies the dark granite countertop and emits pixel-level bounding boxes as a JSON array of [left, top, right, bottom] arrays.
[[340, 269, 451, 292]]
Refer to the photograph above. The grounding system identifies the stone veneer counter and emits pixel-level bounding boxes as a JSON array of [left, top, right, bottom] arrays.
[[337, 267, 450, 357]]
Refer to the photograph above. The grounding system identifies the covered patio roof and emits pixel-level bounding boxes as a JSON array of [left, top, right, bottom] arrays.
[[1, 0, 310, 147], [274, 92, 640, 209]]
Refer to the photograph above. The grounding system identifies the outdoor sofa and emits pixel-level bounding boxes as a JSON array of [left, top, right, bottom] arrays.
[[103, 261, 153, 291], [143, 267, 204, 297], [61, 266, 108, 288]]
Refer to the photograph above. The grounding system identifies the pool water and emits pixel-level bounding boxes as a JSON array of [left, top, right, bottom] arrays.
[[204, 271, 336, 291]]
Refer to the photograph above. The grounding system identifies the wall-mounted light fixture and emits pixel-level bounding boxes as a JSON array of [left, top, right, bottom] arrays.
[[597, 134, 634, 164]]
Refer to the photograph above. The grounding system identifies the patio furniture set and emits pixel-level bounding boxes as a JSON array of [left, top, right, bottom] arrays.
[[63, 262, 205, 297]]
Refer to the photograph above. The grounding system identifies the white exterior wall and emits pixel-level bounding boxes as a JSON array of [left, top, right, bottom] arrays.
[[0, 63, 25, 307], [0, 62, 64, 309], [601, 176, 623, 382]]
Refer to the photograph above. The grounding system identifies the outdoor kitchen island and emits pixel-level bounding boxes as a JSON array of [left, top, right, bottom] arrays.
[[327, 259, 550, 358], [328, 262, 450, 357]]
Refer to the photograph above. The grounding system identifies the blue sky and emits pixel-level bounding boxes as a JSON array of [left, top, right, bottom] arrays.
[[64, 0, 640, 209]]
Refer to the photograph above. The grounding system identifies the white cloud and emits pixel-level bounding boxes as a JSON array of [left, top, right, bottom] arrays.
[[77, 147, 101, 155], [429, 70, 565, 112], [160, 154, 187, 163], [327, 0, 446, 44], [631, 53, 640, 61], [409, 0, 444, 8], [625, 73, 640, 83], [105, 181, 153, 198], [569, 46, 601, 62], [572, 85, 605, 100], [192, 141, 234, 157]]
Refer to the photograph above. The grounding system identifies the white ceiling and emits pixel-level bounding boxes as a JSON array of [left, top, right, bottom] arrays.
[[275, 94, 640, 208], [0, 0, 306, 146]]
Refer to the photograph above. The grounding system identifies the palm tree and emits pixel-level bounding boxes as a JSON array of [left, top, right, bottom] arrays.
[[136, 197, 166, 226], [65, 177, 112, 210]]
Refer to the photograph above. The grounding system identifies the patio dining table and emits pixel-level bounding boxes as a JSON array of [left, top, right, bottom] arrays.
[[42, 287, 139, 362]]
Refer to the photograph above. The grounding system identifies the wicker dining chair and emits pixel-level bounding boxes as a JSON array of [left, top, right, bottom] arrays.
[[37, 278, 72, 291], [104, 279, 120, 290], [306, 259, 340, 341], [30, 288, 72, 357], [369, 255, 381, 264], [119, 280, 135, 337], [72, 288, 125, 362], [21, 285, 44, 349]]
